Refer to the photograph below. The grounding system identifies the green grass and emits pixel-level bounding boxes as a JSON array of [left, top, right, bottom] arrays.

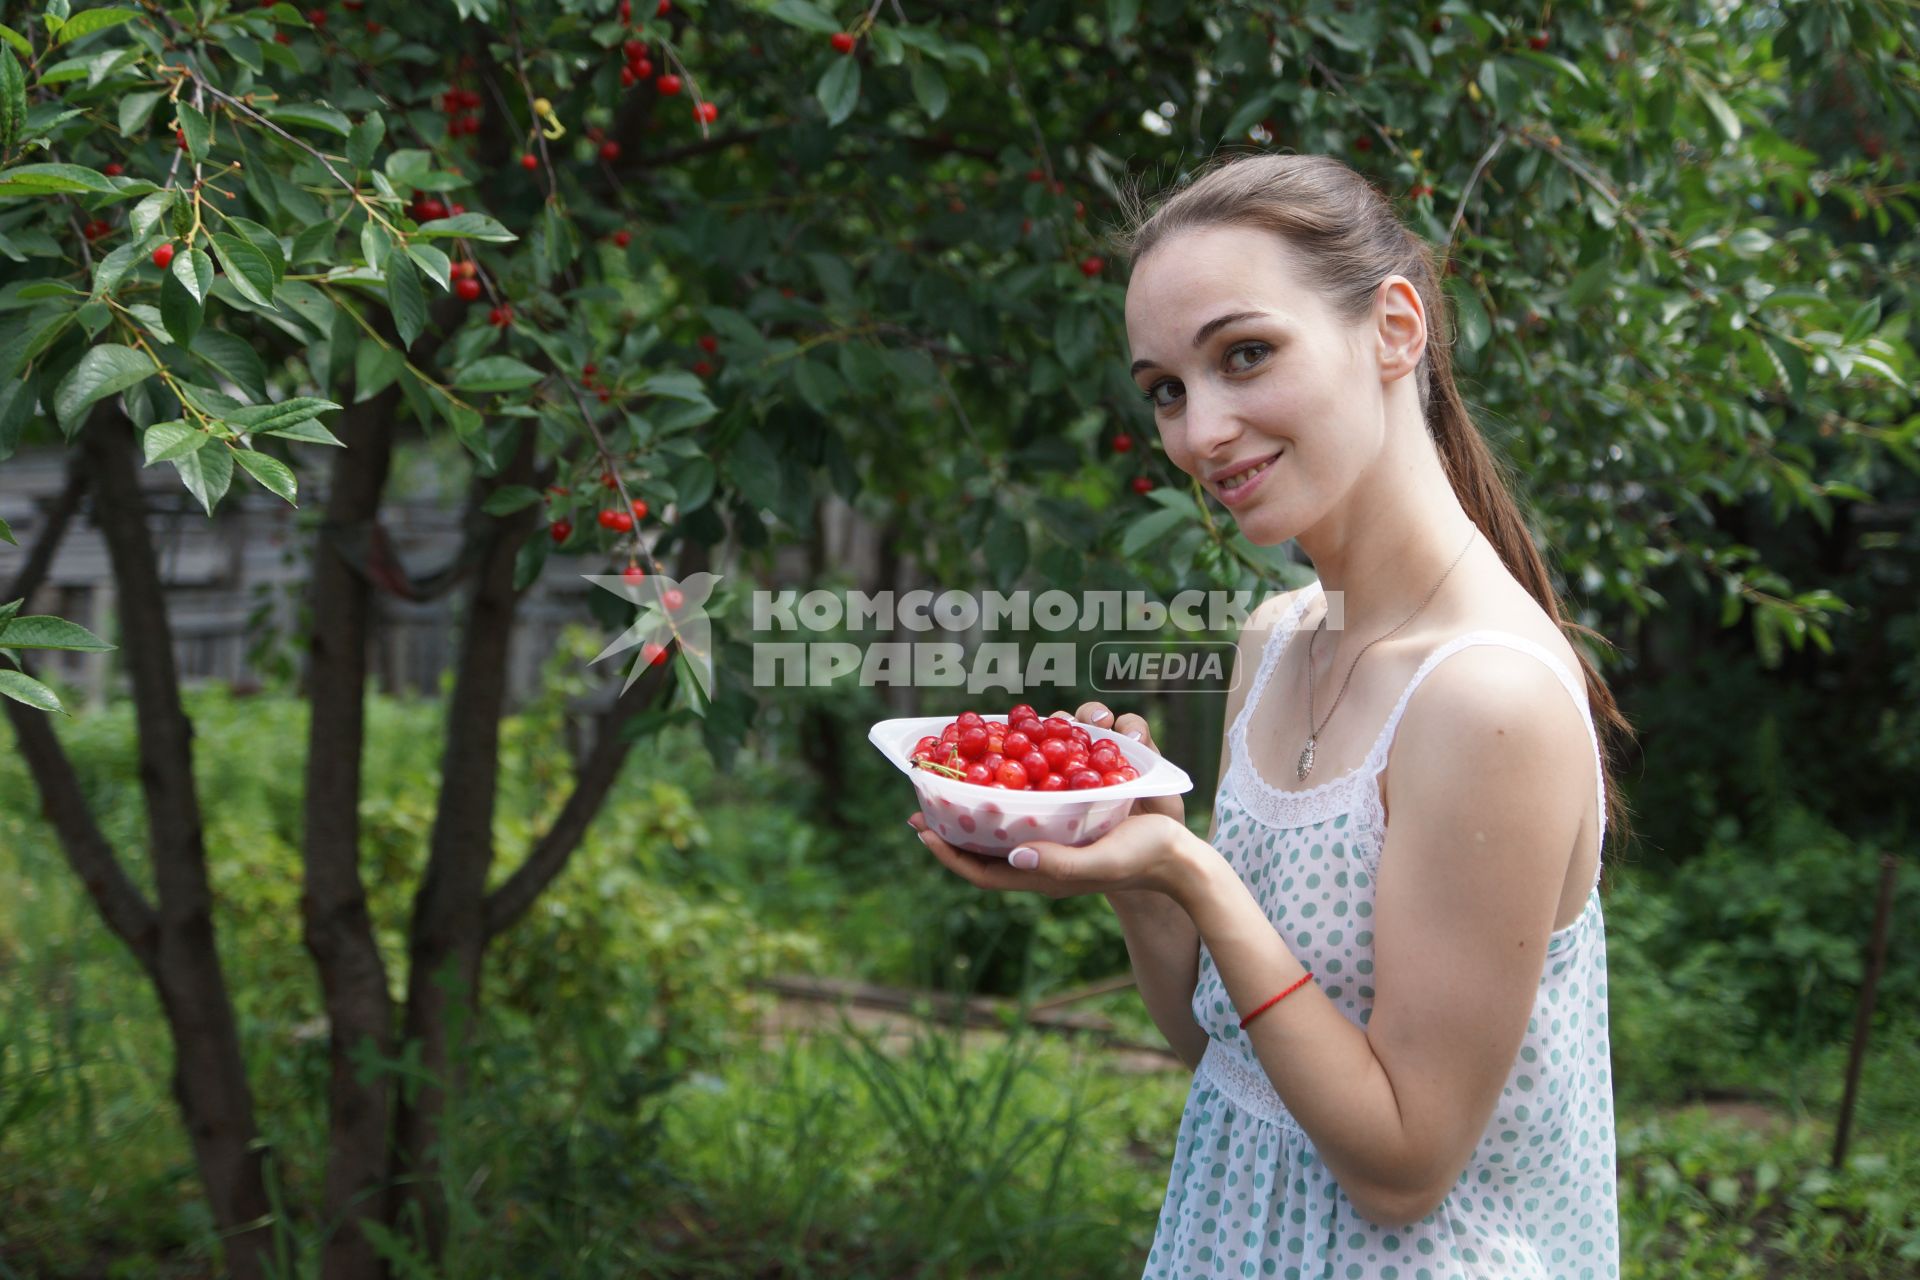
[[3, 684, 1917, 1277]]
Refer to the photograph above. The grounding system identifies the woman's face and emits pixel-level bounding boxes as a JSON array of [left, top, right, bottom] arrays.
[[1124, 224, 1399, 547]]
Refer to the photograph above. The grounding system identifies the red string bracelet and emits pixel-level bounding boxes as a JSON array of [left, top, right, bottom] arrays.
[[1238, 972, 1314, 1030]]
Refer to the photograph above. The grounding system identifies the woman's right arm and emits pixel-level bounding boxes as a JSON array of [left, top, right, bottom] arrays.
[[1088, 587, 1296, 1073]]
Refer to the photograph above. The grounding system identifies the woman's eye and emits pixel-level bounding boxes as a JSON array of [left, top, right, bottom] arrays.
[[1139, 342, 1270, 410]]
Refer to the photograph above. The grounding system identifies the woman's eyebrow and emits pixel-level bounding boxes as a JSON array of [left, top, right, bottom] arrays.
[[1130, 310, 1273, 375]]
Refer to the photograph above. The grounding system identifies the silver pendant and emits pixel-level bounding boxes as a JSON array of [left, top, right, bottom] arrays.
[[1297, 737, 1316, 782]]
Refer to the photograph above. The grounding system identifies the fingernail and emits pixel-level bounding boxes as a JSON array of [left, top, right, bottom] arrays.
[[1008, 846, 1038, 869], [1091, 708, 1113, 724], [1126, 729, 1144, 740], [907, 820, 921, 832]]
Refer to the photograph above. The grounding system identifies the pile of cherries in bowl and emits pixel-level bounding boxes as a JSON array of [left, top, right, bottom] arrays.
[[910, 704, 1141, 791]]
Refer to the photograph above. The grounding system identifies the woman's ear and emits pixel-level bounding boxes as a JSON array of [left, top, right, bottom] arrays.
[[1374, 274, 1427, 381]]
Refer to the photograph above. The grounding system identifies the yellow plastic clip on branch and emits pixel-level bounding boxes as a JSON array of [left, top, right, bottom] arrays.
[[532, 97, 565, 141]]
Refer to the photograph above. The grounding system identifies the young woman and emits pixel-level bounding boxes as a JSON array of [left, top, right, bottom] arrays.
[[908, 152, 1635, 1278]]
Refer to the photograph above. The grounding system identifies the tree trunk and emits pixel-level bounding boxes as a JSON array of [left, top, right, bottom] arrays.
[[77, 411, 274, 1279], [303, 389, 406, 1280], [388, 423, 543, 1256]]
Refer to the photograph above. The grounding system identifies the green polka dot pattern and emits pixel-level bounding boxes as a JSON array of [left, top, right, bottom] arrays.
[[1141, 584, 1620, 1279]]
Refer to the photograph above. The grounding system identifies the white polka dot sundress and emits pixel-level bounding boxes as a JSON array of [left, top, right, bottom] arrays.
[[1144, 581, 1620, 1280]]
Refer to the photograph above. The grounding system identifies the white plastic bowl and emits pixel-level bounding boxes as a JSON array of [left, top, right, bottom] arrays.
[[869, 714, 1194, 858]]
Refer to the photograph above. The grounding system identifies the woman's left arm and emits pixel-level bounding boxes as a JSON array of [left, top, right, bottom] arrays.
[[1167, 649, 1594, 1228]]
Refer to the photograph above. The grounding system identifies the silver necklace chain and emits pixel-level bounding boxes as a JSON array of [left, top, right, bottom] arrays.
[[1299, 526, 1479, 782]]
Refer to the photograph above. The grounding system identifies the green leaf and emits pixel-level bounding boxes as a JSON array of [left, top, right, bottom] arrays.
[[385, 250, 427, 349], [1696, 82, 1741, 144], [176, 101, 212, 162], [172, 440, 234, 515], [130, 190, 173, 241], [909, 59, 948, 120], [985, 513, 1029, 580], [160, 268, 202, 346], [226, 217, 285, 283], [0, 669, 64, 714], [641, 370, 714, 404], [816, 57, 860, 128], [414, 212, 517, 243], [1509, 47, 1590, 91], [2, 616, 123, 656], [89, 240, 147, 298], [0, 25, 30, 59], [354, 340, 402, 401], [1106, 0, 1141, 40], [261, 418, 343, 447], [142, 420, 208, 464], [767, 0, 840, 34], [53, 342, 155, 435], [234, 448, 297, 504], [211, 232, 275, 306], [227, 397, 341, 434], [482, 484, 543, 515], [0, 162, 120, 196], [267, 102, 352, 136], [453, 356, 543, 392], [172, 246, 213, 304], [0, 515, 10, 545], [347, 110, 385, 173], [1447, 278, 1490, 353], [54, 7, 139, 43], [192, 329, 269, 403], [0, 48, 25, 157], [1121, 506, 1185, 557], [406, 243, 451, 291], [674, 456, 717, 513]]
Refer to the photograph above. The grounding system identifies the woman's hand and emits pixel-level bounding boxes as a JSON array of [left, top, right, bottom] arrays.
[[1065, 700, 1183, 825], [909, 809, 1199, 902]]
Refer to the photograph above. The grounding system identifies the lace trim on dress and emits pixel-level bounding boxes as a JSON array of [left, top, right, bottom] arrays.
[[1225, 581, 1608, 894], [1197, 1038, 1305, 1139]]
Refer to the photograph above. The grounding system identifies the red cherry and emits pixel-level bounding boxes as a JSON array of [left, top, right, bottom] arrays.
[[1041, 717, 1073, 741], [619, 0, 632, 19], [691, 360, 713, 377], [697, 334, 719, 354], [656, 0, 671, 14], [663, 587, 684, 610], [620, 66, 638, 87], [964, 763, 993, 785], [1354, 134, 1373, 152], [274, 32, 291, 44], [624, 565, 647, 583], [641, 641, 670, 667], [596, 388, 613, 403], [630, 498, 649, 520], [1039, 738, 1070, 770], [1101, 771, 1129, 787], [1019, 751, 1050, 785], [655, 74, 682, 96], [520, 153, 539, 170], [624, 38, 647, 59], [631, 57, 653, 78], [550, 519, 573, 543], [831, 32, 855, 54], [1430, 17, 1445, 33], [1067, 768, 1102, 791], [488, 305, 512, 327], [582, 362, 598, 377], [1078, 256, 1104, 278], [1112, 434, 1133, 454], [599, 141, 622, 161], [612, 229, 631, 247], [602, 470, 619, 488], [451, 203, 467, 214], [693, 102, 718, 124], [175, 128, 188, 150], [994, 761, 1029, 789], [956, 727, 988, 759], [1002, 730, 1034, 757], [103, 162, 124, 177], [599, 509, 635, 532], [1037, 773, 1067, 792], [1131, 476, 1155, 496], [151, 243, 176, 269], [307, 8, 327, 26], [455, 278, 482, 301], [1528, 31, 1549, 50], [366, 21, 381, 34], [1026, 168, 1045, 183]]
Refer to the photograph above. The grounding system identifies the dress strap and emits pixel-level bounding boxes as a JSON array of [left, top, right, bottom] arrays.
[[1365, 631, 1607, 889]]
